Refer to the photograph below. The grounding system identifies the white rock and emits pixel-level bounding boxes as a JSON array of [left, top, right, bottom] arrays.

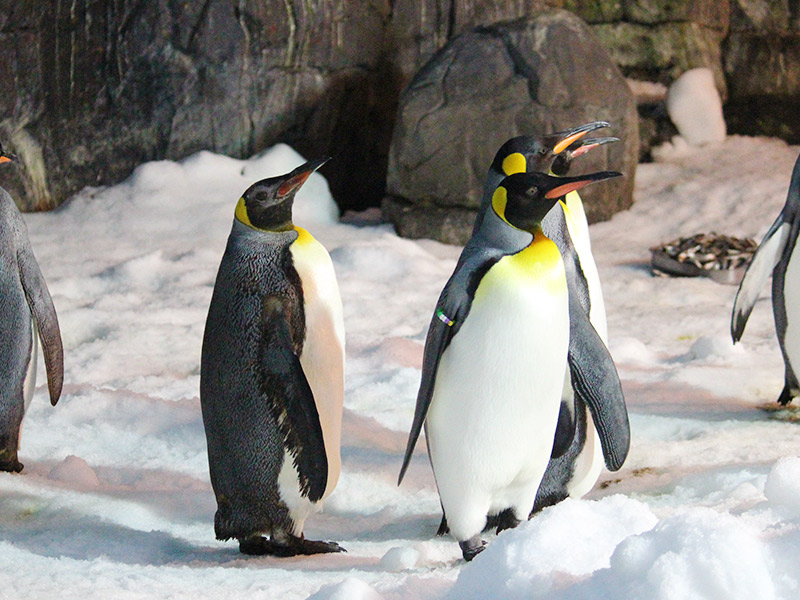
[[666, 68, 726, 146]]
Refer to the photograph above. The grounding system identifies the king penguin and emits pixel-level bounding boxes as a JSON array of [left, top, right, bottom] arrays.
[[0, 145, 64, 472], [732, 152, 800, 405], [433, 124, 628, 538], [398, 169, 624, 561], [200, 157, 346, 556]]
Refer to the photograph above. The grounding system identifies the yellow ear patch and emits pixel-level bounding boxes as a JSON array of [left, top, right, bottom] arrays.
[[234, 197, 254, 228], [502, 152, 526, 176], [491, 186, 511, 226]]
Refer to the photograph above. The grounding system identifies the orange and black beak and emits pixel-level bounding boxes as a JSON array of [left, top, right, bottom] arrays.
[[549, 121, 611, 155], [0, 146, 16, 165], [277, 156, 330, 199]]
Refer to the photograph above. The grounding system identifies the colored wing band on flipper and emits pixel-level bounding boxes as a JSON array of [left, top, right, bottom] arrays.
[[259, 295, 328, 502], [398, 252, 499, 485], [731, 218, 791, 342], [16, 240, 63, 406]]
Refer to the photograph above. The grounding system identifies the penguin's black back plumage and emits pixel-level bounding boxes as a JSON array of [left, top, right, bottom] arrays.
[[0, 188, 63, 472], [201, 222, 311, 540]]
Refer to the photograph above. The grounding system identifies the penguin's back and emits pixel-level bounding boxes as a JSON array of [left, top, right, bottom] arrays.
[[200, 222, 302, 539], [0, 192, 34, 420]]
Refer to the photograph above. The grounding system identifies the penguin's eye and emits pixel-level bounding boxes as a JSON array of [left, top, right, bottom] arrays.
[[255, 191, 269, 203], [538, 148, 549, 156], [526, 186, 539, 198]]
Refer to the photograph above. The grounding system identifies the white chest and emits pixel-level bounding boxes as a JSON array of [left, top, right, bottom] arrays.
[[782, 238, 800, 373]]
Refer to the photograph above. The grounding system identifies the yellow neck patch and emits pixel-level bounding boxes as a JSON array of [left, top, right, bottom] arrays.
[[234, 197, 255, 229], [502, 152, 526, 176]]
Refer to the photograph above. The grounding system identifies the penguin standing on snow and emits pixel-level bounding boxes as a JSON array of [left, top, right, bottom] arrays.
[[0, 146, 64, 472], [201, 157, 345, 556], [398, 169, 623, 561], [432, 124, 628, 538], [732, 153, 800, 405]]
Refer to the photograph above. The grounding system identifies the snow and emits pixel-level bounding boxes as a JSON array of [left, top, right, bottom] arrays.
[[666, 68, 727, 146], [4, 136, 800, 598]]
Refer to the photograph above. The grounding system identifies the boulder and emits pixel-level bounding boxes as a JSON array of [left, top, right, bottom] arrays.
[[722, 0, 800, 142], [0, 1, 393, 212], [384, 10, 639, 245]]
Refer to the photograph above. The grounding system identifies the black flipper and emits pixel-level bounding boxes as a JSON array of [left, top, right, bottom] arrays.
[[567, 293, 630, 471], [397, 250, 501, 485], [16, 239, 63, 406], [731, 213, 790, 342], [551, 399, 576, 459], [259, 296, 328, 502]]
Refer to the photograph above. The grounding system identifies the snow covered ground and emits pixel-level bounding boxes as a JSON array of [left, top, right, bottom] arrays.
[[3, 136, 800, 599]]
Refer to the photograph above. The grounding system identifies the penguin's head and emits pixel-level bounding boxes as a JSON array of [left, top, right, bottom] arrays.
[[492, 170, 622, 232], [0, 143, 16, 166], [491, 121, 612, 178], [235, 156, 330, 231]]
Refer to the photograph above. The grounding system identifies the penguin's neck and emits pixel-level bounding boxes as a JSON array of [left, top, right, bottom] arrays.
[[235, 197, 294, 232]]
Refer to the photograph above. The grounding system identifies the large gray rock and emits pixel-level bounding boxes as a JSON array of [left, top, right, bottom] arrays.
[[0, 1, 393, 211], [722, 0, 800, 141], [384, 10, 639, 245]]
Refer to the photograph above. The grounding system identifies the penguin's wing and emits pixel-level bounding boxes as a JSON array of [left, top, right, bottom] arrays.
[[731, 215, 792, 342], [16, 236, 63, 406], [567, 290, 630, 471], [397, 249, 501, 485], [259, 295, 328, 502]]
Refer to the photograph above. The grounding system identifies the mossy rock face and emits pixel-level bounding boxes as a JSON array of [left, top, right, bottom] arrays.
[[622, 0, 730, 29], [385, 10, 638, 244], [592, 21, 727, 95], [562, 0, 624, 23]]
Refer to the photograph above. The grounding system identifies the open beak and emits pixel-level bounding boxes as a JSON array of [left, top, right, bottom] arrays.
[[277, 156, 330, 197], [544, 170, 622, 200], [551, 121, 611, 155], [567, 136, 619, 159]]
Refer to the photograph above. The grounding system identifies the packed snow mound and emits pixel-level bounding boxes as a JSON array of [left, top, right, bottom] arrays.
[[447, 496, 658, 600], [128, 143, 339, 226], [666, 68, 726, 146], [764, 457, 800, 515]]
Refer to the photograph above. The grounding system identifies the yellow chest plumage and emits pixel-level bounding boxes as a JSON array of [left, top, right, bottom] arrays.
[[476, 231, 567, 302]]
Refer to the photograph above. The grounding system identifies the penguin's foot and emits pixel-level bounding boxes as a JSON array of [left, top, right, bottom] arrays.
[[459, 536, 487, 562], [778, 385, 797, 406], [493, 509, 522, 534], [239, 534, 345, 557], [0, 450, 23, 473]]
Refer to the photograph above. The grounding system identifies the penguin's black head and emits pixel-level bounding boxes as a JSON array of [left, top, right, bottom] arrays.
[[0, 143, 17, 166], [236, 156, 330, 231], [493, 170, 622, 233], [490, 121, 612, 178]]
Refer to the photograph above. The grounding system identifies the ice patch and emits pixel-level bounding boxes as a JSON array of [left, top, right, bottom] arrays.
[[307, 578, 383, 600], [48, 456, 101, 489], [688, 335, 744, 361], [380, 545, 421, 571], [764, 456, 800, 516]]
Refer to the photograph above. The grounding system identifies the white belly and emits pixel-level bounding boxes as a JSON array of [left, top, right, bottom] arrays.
[[427, 259, 569, 541], [279, 229, 345, 532], [782, 240, 800, 378], [23, 321, 38, 412]]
